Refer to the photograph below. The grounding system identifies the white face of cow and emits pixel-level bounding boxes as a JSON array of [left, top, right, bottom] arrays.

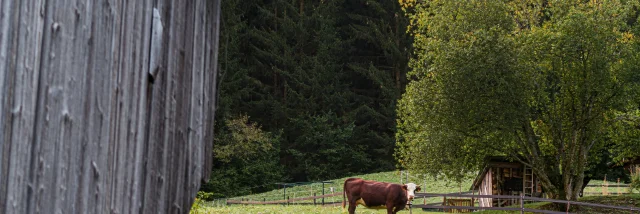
[[403, 183, 421, 201]]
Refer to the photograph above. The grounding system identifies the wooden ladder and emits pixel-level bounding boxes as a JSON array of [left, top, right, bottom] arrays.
[[523, 166, 534, 197]]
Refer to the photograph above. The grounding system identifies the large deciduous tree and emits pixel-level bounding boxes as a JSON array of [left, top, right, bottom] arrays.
[[396, 0, 640, 200]]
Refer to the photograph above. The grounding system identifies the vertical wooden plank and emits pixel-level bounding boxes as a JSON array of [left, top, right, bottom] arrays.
[[53, 0, 83, 212], [0, 0, 16, 212], [167, 0, 189, 211], [4, 0, 47, 213], [65, 1, 97, 213], [105, 0, 123, 210], [0, 0, 13, 154], [188, 0, 206, 202], [81, 0, 118, 213], [202, 0, 221, 182], [75, 0, 100, 212], [31, 0, 86, 212], [109, 0, 139, 211], [130, 0, 153, 212], [143, 1, 169, 212]]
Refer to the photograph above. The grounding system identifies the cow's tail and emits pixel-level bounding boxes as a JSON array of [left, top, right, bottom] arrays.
[[342, 180, 347, 212]]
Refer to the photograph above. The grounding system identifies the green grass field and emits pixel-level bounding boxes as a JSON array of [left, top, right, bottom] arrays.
[[582, 179, 639, 195], [215, 171, 472, 206], [191, 205, 443, 214], [193, 170, 472, 213], [192, 171, 639, 214]]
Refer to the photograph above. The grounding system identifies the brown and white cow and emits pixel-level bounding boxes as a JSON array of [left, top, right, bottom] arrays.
[[342, 178, 421, 214]]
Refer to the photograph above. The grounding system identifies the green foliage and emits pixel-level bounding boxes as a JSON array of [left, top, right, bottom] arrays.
[[632, 172, 640, 192], [397, 0, 640, 200], [608, 110, 640, 163], [213, 115, 276, 163], [196, 191, 216, 201], [189, 198, 203, 214], [202, 115, 284, 198]]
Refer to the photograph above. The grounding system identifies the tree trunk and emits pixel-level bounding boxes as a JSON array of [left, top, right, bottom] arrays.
[[533, 145, 587, 201]]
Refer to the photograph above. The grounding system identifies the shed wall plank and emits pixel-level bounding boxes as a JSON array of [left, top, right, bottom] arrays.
[[0, 0, 219, 213]]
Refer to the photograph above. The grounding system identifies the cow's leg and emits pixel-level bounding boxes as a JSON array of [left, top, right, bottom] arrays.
[[389, 203, 406, 214], [386, 203, 395, 214], [392, 206, 403, 214], [348, 198, 359, 214]]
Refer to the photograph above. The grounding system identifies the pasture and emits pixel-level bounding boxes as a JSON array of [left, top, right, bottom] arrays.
[[192, 171, 472, 213], [192, 171, 639, 213], [190, 205, 442, 214], [225, 171, 472, 205]]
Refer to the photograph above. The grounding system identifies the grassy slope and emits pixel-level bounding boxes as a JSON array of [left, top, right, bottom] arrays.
[[582, 180, 640, 195], [224, 171, 473, 204], [195, 171, 473, 213], [194, 171, 639, 214]]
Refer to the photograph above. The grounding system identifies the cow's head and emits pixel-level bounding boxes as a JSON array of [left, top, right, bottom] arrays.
[[402, 183, 421, 201]]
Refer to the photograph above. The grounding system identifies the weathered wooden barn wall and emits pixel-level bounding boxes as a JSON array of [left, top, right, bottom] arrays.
[[0, 0, 220, 213]]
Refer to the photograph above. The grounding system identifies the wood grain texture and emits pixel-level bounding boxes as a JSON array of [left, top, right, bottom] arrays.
[[0, 0, 220, 213]]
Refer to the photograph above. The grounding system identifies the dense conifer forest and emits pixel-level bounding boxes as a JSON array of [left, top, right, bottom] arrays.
[[202, 0, 412, 198]]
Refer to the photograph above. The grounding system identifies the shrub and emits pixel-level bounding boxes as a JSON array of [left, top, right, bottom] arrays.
[[196, 191, 216, 201], [631, 169, 640, 192]]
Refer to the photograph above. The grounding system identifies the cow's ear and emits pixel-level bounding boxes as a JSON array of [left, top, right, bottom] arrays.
[[402, 185, 408, 190], [416, 186, 421, 192]]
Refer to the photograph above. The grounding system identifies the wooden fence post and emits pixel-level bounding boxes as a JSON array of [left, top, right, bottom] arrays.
[[603, 175, 608, 195], [520, 193, 524, 214], [472, 190, 475, 208], [314, 193, 316, 205], [617, 178, 620, 196], [443, 196, 447, 213], [423, 174, 427, 193], [566, 201, 570, 214], [322, 183, 325, 205], [287, 196, 290, 206]]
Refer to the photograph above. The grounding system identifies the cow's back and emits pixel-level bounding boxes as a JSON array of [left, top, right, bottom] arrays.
[[343, 178, 364, 196]]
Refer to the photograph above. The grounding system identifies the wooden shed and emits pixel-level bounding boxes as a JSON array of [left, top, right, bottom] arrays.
[[470, 157, 543, 207], [0, 0, 221, 213], [621, 158, 640, 174]]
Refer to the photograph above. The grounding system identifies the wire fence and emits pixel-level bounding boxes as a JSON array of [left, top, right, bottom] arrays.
[[202, 170, 475, 208], [197, 171, 639, 211]]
